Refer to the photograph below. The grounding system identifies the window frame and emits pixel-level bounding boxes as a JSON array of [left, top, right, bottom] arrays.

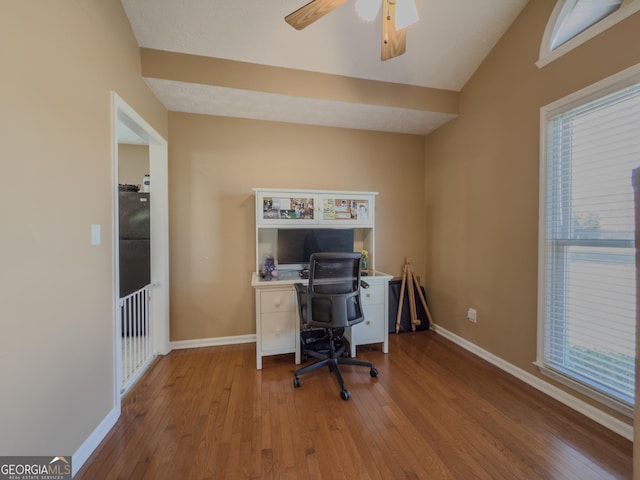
[[537, 0, 640, 69], [537, 63, 640, 417]]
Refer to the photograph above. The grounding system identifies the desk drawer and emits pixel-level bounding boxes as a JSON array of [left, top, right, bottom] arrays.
[[260, 290, 296, 314], [356, 305, 385, 345], [361, 284, 384, 306], [261, 311, 296, 353]]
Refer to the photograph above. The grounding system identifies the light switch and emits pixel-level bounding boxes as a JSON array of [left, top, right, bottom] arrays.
[[91, 224, 101, 245]]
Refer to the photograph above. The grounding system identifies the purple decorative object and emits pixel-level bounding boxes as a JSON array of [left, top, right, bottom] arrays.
[[262, 254, 277, 280]]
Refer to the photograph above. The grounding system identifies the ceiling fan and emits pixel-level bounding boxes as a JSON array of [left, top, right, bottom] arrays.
[[284, 0, 418, 61]]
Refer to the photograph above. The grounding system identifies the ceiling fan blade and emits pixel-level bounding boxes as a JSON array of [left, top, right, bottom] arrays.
[[285, 0, 348, 30], [381, 0, 406, 61]]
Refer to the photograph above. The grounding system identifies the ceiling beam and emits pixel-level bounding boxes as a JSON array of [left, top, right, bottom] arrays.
[[140, 48, 459, 115]]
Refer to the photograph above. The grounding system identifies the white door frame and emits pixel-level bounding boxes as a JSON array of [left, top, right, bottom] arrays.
[[112, 92, 170, 408]]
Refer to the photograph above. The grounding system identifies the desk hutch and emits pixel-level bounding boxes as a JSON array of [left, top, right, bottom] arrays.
[[251, 188, 392, 369]]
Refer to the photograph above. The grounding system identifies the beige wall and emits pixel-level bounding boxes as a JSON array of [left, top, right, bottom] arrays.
[[118, 144, 149, 188], [2, 0, 635, 465], [424, 0, 640, 423], [168, 112, 426, 341], [0, 0, 167, 457]]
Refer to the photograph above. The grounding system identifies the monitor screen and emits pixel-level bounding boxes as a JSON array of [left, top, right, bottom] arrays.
[[277, 228, 355, 266]]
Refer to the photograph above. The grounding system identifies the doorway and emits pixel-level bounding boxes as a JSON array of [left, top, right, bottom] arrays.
[[113, 93, 169, 403]]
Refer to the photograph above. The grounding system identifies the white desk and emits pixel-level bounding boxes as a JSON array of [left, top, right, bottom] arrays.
[[251, 270, 392, 369]]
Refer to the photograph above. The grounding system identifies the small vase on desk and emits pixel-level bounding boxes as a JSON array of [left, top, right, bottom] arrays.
[[360, 250, 368, 272]]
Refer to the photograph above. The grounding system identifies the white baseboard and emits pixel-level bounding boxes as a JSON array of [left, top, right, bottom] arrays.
[[432, 324, 633, 441], [170, 334, 256, 350], [72, 407, 119, 477]]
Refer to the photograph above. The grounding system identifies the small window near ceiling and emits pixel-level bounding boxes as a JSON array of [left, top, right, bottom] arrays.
[[537, 0, 640, 68], [550, 0, 623, 50]]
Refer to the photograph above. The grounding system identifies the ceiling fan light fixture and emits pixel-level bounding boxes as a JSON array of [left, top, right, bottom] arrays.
[[355, 0, 383, 22], [395, 0, 419, 30]]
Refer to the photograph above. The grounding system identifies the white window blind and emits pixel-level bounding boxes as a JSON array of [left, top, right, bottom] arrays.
[[539, 78, 639, 414]]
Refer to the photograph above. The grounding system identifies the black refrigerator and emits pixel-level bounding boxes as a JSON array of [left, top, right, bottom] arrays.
[[119, 191, 150, 298]]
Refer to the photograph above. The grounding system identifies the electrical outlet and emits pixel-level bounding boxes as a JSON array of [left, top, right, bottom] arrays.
[[467, 308, 477, 323]]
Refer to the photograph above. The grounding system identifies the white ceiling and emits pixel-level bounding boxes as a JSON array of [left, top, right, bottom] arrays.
[[121, 0, 529, 135]]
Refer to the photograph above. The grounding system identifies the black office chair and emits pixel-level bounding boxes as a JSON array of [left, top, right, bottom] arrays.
[[293, 252, 378, 400]]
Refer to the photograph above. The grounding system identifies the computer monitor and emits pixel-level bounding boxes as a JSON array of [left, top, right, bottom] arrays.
[[277, 228, 355, 268]]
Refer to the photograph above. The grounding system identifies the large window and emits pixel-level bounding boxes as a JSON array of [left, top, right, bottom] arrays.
[[538, 66, 640, 415]]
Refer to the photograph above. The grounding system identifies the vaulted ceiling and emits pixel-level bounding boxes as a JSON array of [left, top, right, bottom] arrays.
[[121, 0, 529, 135]]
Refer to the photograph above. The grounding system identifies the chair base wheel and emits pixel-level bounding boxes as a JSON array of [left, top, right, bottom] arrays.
[[370, 367, 378, 377], [340, 389, 350, 401], [293, 377, 301, 388]]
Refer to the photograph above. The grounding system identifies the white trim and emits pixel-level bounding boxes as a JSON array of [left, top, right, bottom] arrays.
[[537, 106, 549, 371], [112, 92, 170, 360], [535, 362, 633, 417], [111, 96, 123, 422], [72, 407, 119, 477], [432, 324, 633, 441], [536, 63, 640, 428], [148, 143, 171, 356], [537, 0, 640, 69], [170, 334, 257, 350]]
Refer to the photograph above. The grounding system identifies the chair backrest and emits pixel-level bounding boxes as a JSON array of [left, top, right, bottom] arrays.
[[301, 252, 364, 329]]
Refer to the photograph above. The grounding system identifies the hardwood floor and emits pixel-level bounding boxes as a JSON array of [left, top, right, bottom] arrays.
[[76, 331, 632, 479]]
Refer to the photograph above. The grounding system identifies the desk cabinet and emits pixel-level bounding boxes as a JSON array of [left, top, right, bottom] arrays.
[[343, 282, 388, 357], [317, 193, 374, 227], [254, 286, 299, 370], [254, 188, 375, 228], [256, 191, 317, 226], [252, 272, 391, 369]]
